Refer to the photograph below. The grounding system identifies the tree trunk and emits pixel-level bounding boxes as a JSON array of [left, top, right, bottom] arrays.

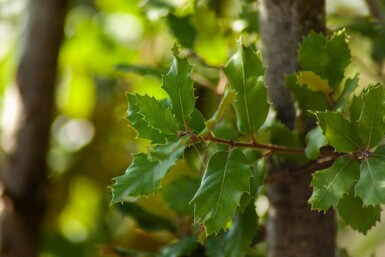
[[259, 1, 336, 257], [0, 0, 68, 256]]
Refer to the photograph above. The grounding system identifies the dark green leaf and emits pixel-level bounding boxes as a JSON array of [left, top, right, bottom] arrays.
[[136, 94, 180, 135], [316, 111, 361, 152], [305, 126, 327, 160], [356, 158, 385, 205], [240, 159, 265, 210], [358, 84, 385, 148], [338, 191, 381, 234], [162, 177, 201, 215], [224, 203, 258, 257], [350, 94, 363, 121], [191, 148, 252, 234], [309, 156, 359, 211], [159, 237, 198, 257], [299, 30, 351, 89], [286, 74, 329, 113], [127, 94, 174, 144], [162, 56, 196, 127], [335, 74, 359, 111], [372, 145, 385, 162], [116, 202, 176, 232], [111, 142, 185, 203], [223, 40, 269, 134], [188, 108, 206, 133], [167, 14, 196, 48], [115, 64, 162, 76]]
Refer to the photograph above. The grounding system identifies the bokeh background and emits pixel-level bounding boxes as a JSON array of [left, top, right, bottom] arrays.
[[1, 0, 385, 256]]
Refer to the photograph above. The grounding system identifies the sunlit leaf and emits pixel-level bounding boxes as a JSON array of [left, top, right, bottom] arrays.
[[316, 111, 361, 152], [224, 41, 269, 134], [357, 84, 385, 148], [224, 203, 258, 257], [162, 55, 196, 127], [111, 142, 185, 203], [191, 148, 252, 234], [297, 71, 331, 94], [355, 158, 385, 205], [338, 191, 381, 234], [309, 156, 359, 211], [299, 30, 350, 89], [136, 94, 180, 135], [305, 126, 327, 160]]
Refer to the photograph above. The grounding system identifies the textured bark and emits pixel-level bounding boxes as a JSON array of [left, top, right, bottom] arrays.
[[259, 1, 336, 257], [0, 0, 68, 256]]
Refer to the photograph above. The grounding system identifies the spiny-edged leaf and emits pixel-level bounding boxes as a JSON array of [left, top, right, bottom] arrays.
[[162, 55, 196, 127], [309, 156, 359, 211], [350, 94, 363, 121], [240, 159, 265, 211], [204, 89, 236, 133], [335, 74, 359, 111], [338, 190, 381, 234], [356, 158, 385, 205], [316, 111, 361, 152], [299, 30, 351, 89], [116, 202, 176, 232], [297, 71, 331, 94], [224, 203, 258, 257], [223, 40, 269, 134], [162, 177, 201, 215], [372, 144, 385, 162], [188, 108, 206, 133], [159, 236, 198, 257], [149, 139, 187, 161], [358, 84, 385, 148], [136, 94, 179, 135], [111, 143, 185, 203], [286, 74, 329, 113], [305, 127, 327, 160], [191, 148, 252, 235], [127, 94, 174, 144]]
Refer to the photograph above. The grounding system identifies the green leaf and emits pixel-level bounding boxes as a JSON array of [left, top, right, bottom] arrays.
[[338, 191, 381, 234], [191, 148, 252, 234], [309, 156, 359, 211], [116, 202, 176, 232], [372, 144, 385, 162], [297, 71, 331, 94], [305, 127, 327, 160], [159, 237, 198, 257], [111, 142, 185, 203], [223, 40, 269, 134], [358, 84, 385, 148], [162, 177, 201, 215], [167, 14, 196, 48], [316, 111, 361, 152], [350, 94, 363, 121], [299, 30, 351, 89], [224, 203, 258, 257], [162, 55, 196, 127], [335, 74, 359, 111], [127, 94, 174, 144], [136, 94, 180, 135], [355, 158, 385, 205], [240, 159, 265, 210], [188, 108, 206, 133], [204, 89, 236, 132], [285, 74, 329, 113]]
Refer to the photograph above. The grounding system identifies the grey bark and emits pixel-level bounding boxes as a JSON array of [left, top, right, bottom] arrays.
[[259, 1, 336, 257], [0, 0, 68, 256]]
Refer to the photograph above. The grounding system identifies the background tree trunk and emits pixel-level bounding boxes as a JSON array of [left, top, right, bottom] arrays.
[[259, 1, 336, 257], [0, 0, 68, 256]]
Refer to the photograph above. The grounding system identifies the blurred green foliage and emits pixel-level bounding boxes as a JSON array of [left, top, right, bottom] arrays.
[[2, 0, 385, 257]]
